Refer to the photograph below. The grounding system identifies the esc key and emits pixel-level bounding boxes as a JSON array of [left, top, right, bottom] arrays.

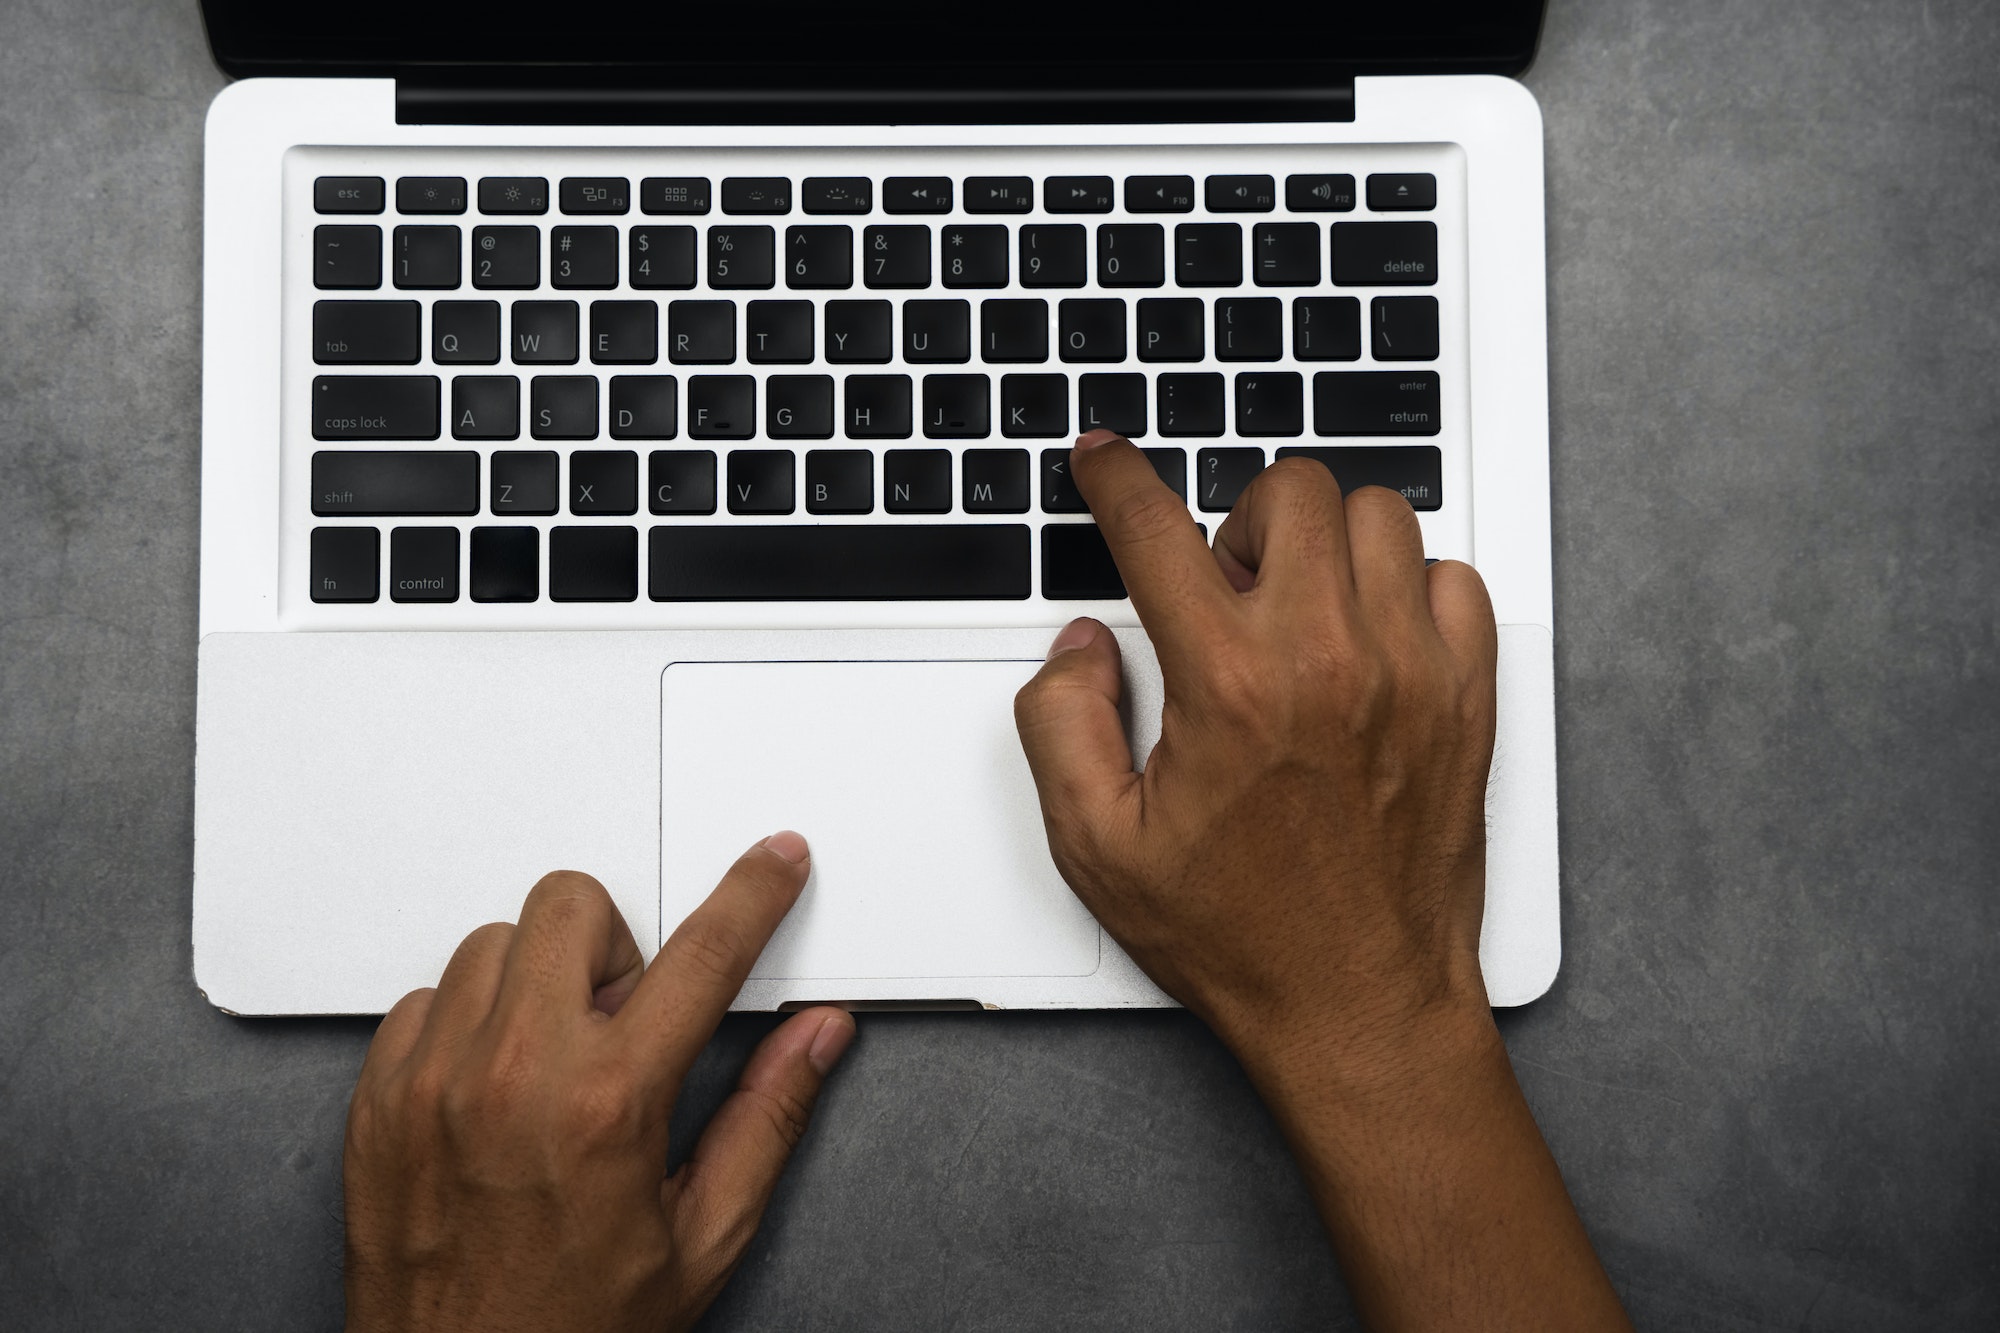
[[315, 176, 385, 214]]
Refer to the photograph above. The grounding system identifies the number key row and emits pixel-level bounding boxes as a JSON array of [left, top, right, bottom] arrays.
[[316, 222, 1438, 291]]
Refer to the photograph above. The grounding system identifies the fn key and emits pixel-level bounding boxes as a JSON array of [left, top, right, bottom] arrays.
[[310, 527, 378, 602]]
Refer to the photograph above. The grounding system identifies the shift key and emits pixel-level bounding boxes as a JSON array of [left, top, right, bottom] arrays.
[[312, 451, 479, 516], [311, 375, 441, 439]]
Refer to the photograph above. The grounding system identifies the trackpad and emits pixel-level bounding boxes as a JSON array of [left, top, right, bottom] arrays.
[[661, 660, 1103, 981]]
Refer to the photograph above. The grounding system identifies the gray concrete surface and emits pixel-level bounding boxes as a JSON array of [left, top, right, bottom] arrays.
[[2, 0, 1996, 1327]]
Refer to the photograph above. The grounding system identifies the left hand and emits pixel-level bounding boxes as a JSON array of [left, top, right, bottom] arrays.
[[341, 833, 854, 1333]]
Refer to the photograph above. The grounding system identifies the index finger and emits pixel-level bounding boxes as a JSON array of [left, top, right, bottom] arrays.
[[1069, 430, 1238, 666], [617, 832, 812, 1096]]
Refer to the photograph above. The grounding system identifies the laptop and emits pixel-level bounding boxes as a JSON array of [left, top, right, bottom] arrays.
[[192, 1, 1560, 1015]]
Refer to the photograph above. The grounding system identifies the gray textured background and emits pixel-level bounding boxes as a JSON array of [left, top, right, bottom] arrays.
[[2, 1, 1996, 1328]]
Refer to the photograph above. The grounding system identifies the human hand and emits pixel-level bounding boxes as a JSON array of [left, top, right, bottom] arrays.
[[1030, 434, 1632, 1330], [341, 835, 854, 1333], [1014, 430, 1499, 1083]]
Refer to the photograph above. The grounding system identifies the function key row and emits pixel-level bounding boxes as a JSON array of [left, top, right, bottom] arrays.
[[315, 221, 1439, 291], [313, 173, 1436, 217]]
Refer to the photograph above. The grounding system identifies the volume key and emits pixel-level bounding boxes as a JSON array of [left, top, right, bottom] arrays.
[[1125, 175, 1195, 213]]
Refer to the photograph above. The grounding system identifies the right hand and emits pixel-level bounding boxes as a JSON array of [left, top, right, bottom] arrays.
[[1017, 430, 1634, 1331], [1014, 429, 1500, 1079]]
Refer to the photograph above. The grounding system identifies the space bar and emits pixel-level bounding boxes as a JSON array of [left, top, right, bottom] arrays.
[[649, 525, 1032, 601]]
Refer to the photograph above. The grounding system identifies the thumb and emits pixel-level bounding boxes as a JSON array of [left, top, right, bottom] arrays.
[[1014, 618, 1141, 851], [668, 1006, 854, 1275]]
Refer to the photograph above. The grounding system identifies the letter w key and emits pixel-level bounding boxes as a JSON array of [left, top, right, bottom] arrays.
[[510, 301, 580, 364]]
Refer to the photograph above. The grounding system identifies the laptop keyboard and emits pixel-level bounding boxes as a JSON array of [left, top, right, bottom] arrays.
[[291, 147, 1462, 615]]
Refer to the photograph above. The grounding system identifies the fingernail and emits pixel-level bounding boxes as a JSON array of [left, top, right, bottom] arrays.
[[1074, 428, 1122, 451], [808, 1013, 855, 1076], [761, 830, 810, 864], [1047, 618, 1099, 658]]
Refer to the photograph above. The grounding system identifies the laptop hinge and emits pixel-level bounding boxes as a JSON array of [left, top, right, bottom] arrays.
[[394, 69, 1357, 127]]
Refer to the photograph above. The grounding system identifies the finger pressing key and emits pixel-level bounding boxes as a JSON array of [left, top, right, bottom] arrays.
[[1069, 430, 1237, 667], [1211, 455, 1355, 597]]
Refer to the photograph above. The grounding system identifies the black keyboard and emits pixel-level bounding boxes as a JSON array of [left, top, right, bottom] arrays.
[[301, 153, 1453, 607]]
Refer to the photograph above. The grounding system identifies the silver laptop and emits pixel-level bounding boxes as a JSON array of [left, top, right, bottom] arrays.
[[191, 1, 1561, 1015]]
